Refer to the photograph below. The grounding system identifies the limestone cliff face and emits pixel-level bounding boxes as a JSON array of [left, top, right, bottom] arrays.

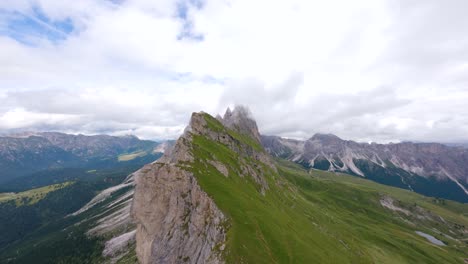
[[132, 162, 226, 264], [131, 106, 273, 264], [131, 131, 225, 263]]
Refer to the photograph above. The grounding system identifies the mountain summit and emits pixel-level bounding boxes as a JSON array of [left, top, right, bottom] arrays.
[[0, 132, 158, 183], [132, 108, 274, 264], [219, 106, 262, 143], [309, 133, 343, 142], [131, 108, 468, 264], [262, 134, 468, 202]]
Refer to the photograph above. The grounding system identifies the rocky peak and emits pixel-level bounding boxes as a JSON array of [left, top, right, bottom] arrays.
[[219, 106, 262, 144], [223, 107, 232, 119], [132, 109, 275, 264], [309, 133, 343, 143], [132, 119, 226, 264], [306, 133, 346, 154], [262, 132, 468, 201]]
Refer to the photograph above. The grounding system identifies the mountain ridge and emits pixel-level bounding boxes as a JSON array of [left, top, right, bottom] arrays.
[[131, 106, 468, 263], [0, 132, 161, 183], [2, 108, 468, 263], [261, 133, 468, 202], [132, 106, 274, 263]]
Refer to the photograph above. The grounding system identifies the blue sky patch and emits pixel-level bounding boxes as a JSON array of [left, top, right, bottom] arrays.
[[0, 6, 74, 45], [176, 0, 204, 42]]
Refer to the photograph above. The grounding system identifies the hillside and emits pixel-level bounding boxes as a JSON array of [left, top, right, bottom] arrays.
[[131, 107, 468, 264], [0, 132, 160, 183], [2, 108, 467, 263], [0, 167, 141, 263], [0, 145, 166, 263], [261, 134, 468, 203]]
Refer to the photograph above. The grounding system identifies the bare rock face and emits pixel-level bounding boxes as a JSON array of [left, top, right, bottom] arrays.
[[262, 134, 468, 202], [221, 106, 262, 144], [132, 162, 226, 264], [131, 125, 226, 264], [192, 109, 274, 192], [132, 106, 273, 264], [263, 134, 468, 185]]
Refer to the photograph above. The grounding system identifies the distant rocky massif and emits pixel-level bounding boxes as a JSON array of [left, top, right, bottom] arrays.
[[129, 107, 468, 263], [0, 132, 163, 183], [1, 107, 468, 264], [262, 133, 468, 202], [0, 133, 172, 264], [132, 107, 274, 264]]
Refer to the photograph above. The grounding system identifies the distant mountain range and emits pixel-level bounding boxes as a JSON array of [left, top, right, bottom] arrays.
[[262, 133, 468, 202], [2, 130, 467, 203], [445, 142, 468, 148], [0, 132, 171, 261], [1, 108, 467, 263], [0, 132, 166, 184], [127, 107, 468, 263]]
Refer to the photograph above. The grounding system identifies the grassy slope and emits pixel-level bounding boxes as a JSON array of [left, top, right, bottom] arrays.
[[0, 181, 135, 264], [0, 164, 144, 264], [189, 115, 468, 264], [0, 182, 73, 206], [118, 150, 149, 161]]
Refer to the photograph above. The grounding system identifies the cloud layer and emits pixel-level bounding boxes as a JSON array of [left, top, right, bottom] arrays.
[[0, 0, 467, 142]]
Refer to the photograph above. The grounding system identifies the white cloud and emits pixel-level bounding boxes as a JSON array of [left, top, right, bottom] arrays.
[[0, 0, 467, 143], [0, 108, 81, 130]]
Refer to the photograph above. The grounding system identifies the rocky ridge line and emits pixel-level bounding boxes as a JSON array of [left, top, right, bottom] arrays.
[[131, 106, 274, 264]]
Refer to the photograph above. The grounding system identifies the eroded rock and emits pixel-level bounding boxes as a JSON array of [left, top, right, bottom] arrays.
[[131, 107, 274, 264]]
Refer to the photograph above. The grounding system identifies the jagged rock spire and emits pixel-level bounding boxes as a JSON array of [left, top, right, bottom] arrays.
[[224, 107, 232, 119], [132, 107, 274, 264], [220, 106, 261, 143]]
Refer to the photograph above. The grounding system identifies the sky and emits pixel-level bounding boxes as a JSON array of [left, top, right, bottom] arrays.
[[0, 0, 467, 143]]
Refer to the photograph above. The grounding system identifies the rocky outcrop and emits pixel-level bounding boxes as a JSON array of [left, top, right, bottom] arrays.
[[0, 132, 160, 183], [69, 172, 138, 263], [221, 107, 262, 143], [132, 162, 226, 264], [132, 116, 227, 264], [262, 134, 468, 202], [191, 108, 275, 192], [131, 106, 275, 264]]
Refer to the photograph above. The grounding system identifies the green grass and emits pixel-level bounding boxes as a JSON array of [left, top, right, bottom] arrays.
[[0, 182, 74, 206], [0, 193, 15, 202], [116, 245, 138, 264], [202, 113, 263, 151], [117, 150, 148, 161], [186, 116, 468, 263], [0, 180, 137, 264]]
